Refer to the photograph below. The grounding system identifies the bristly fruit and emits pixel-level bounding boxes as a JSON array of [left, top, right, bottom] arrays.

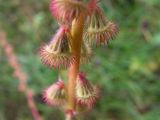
[[43, 79, 67, 106], [76, 72, 100, 108], [50, 0, 86, 24], [84, 0, 118, 46], [39, 26, 75, 69]]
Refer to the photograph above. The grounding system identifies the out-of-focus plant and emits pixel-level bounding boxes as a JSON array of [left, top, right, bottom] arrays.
[[39, 0, 118, 119], [0, 31, 43, 120]]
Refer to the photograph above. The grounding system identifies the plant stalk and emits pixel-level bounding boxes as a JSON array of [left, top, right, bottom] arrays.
[[68, 13, 86, 110]]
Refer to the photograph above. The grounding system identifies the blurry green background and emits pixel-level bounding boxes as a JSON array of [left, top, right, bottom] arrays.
[[0, 0, 160, 120]]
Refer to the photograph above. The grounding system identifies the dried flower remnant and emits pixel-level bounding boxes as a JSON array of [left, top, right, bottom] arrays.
[[43, 79, 67, 106]]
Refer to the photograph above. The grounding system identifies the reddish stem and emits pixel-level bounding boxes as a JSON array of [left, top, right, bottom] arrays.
[[0, 30, 43, 120], [68, 13, 86, 110]]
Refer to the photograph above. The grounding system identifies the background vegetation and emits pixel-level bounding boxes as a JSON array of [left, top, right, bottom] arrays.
[[0, 0, 160, 120]]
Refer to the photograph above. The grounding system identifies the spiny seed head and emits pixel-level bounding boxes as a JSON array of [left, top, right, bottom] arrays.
[[39, 26, 75, 69], [50, 0, 86, 24], [43, 79, 67, 106], [76, 72, 100, 108], [84, 2, 118, 46], [80, 42, 93, 64]]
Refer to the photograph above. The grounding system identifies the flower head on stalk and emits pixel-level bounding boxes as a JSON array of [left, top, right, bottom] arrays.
[[40, 26, 75, 69], [43, 78, 67, 106], [76, 72, 100, 108]]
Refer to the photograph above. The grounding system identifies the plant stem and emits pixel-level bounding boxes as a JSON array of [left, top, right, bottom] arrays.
[[68, 13, 86, 110], [0, 31, 43, 120]]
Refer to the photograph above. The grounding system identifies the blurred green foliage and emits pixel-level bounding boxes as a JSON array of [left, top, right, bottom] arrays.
[[0, 0, 160, 120]]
